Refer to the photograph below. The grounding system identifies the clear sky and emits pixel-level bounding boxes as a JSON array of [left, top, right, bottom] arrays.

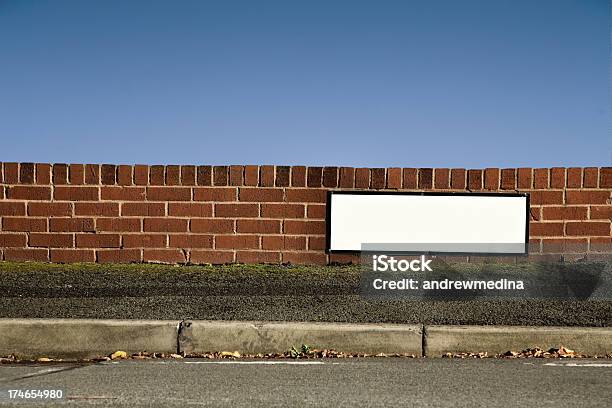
[[0, 0, 609, 167]]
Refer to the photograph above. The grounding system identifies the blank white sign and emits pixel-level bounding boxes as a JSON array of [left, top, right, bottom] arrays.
[[328, 193, 528, 253]]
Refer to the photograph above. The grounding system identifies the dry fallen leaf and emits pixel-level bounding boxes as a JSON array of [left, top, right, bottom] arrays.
[[110, 351, 128, 360]]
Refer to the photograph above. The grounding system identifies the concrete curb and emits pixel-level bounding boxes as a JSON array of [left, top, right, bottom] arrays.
[[0, 319, 179, 359], [0, 319, 610, 358], [179, 320, 423, 356], [425, 325, 612, 357]]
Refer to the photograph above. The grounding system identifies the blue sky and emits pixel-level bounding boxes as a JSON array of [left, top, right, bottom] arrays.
[[0, 0, 609, 167]]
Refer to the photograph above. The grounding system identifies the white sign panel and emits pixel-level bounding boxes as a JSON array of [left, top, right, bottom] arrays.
[[327, 192, 529, 254]]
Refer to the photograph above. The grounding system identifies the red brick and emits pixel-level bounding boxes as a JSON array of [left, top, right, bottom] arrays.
[[3, 217, 46, 232], [282, 252, 327, 265], [35, 163, 51, 184], [517, 168, 532, 189], [236, 251, 280, 264], [355, 168, 370, 189], [284, 220, 325, 234], [307, 205, 326, 219], [567, 168, 582, 188], [291, 166, 306, 187], [215, 203, 259, 218], [190, 250, 234, 264], [165, 165, 180, 185], [339, 167, 355, 188], [419, 169, 433, 189], [100, 186, 145, 201], [69, 164, 85, 184], [307, 167, 323, 187], [215, 235, 259, 249], [181, 166, 196, 186], [308, 236, 326, 250], [193, 187, 237, 202], [385, 168, 401, 189], [197, 166, 212, 186], [550, 168, 565, 188], [4, 248, 48, 262], [50, 249, 95, 263], [260, 165, 275, 187], [7, 186, 52, 200], [275, 166, 290, 187], [55, 186, 99, 201], [590, 238, 612, 252], [239, 188, 283, 202], [85, 164, 100, 184], [168, 203, 212, 217], [146, 187, 191, 201], [50, 218, 95, 232], [191, 219, 234, 233], [542, 206, 588, 220], [0, 233, 27, 247], [530, 191, 563, 205], [468, 170, 483, 190], [262, 236, 306, 250], [75, 202, 119, 217], [285, 189, 327, 203], [566, 191, 610, 205], [601, 167, 612, 188], [229, 165, 244, 186], [134, 165, 149, 185], [101, 164, 117, 185], [542, 239, 588, 254], [500, 169, 516, 190], [97, 249, 142, 263], [370, 168, 386, 189], [150, 165, 165, 185], [213, 166, 229, 186], [122, 203, 165, 216], [583, 168, 598, 188], [261, 204, 304, 218], [97, 218, 141, 232], [237, 219, 281, 233], [19, 163, 34, 184], [29, 233, 73, 248], [323, 167, 338, 188], [566, 222, 610, 237], [484, 168, 499, 190], [529, 222, 564, 237], [76, 234, 121, 248], [117, 165, 133, 186], [0, 202, 26, 216], [144, 218, 188, 232], [590, 206, 612, 220], [403, 169, 417, 189], [244, 165, 259, 186], [449, 169, 466, 190], [143, 249, 186, 264], [53, 164, 68, 184], [27, 203, 71, 217], [169, 234, 213, 248], [3, 163, 18, 183], [530, 207, 541, 221], [434, 169, 450, 189], [123, 234, 166, 248], [533, 168, 549, 189]]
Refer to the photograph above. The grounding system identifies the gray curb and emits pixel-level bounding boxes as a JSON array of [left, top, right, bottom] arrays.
[[0, 319, 179, 359], [0, 319, 611, 358], [425, 325, 612, 357], [179, 320, 423, 356]]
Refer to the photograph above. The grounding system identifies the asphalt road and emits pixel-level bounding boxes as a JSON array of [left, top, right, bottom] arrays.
[[1, 359, 611, 407], [0, 263, 610, 326]]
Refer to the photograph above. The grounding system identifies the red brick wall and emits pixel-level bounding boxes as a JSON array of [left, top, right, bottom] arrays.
[[0, 163, 610, 265]]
